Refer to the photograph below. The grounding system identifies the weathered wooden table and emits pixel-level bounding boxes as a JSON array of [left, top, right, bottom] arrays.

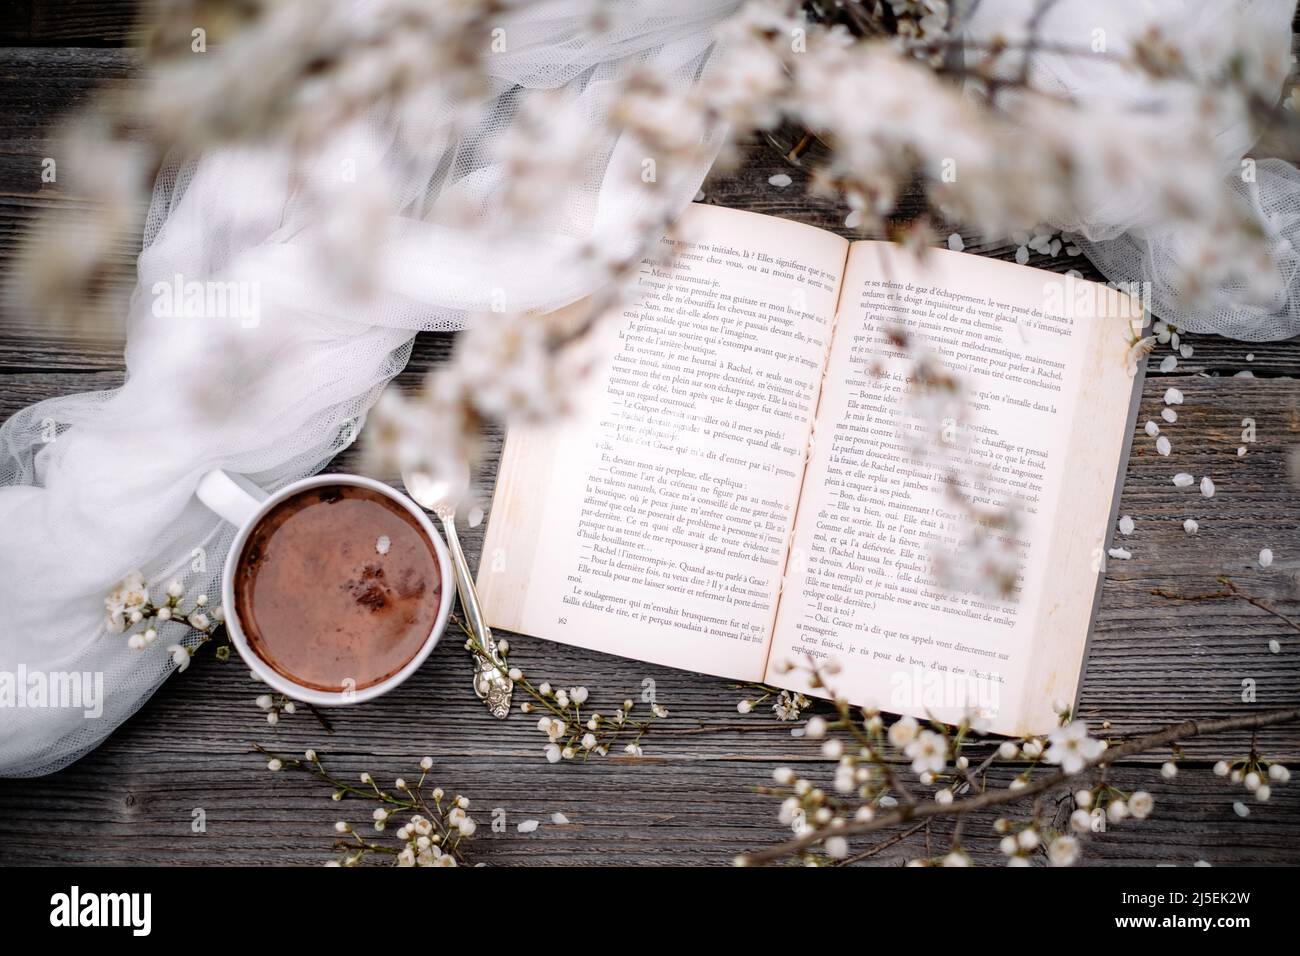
[[1, 3, 1297, 866]]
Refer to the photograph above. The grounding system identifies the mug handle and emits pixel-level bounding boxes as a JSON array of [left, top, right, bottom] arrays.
[[197, 469, 269, 527]]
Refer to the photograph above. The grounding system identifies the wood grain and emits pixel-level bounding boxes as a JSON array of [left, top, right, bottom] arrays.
[[0, 17, 1297, 867]]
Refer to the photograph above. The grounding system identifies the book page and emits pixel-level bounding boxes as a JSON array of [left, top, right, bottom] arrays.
[[477, 204, 848, 681], [768, 241, 1141, 734]]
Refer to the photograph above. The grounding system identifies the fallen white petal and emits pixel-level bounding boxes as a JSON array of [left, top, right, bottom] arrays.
[[1183, 518, 1199, 535], [1108, 547, 1131, 560], [1164, 387, 1184, 405], [1118, 515, 1135, 535], [1200, 476, 1215, 498], [1156, 435, 1171, 456], [1173, 473, 1194, 487], [1145, 420, 1160, 437], [1162, 407, 1177, 423], [1259, 548, 1274, 568], [517, 819, 540, 833], [947, 233, 964, 252], [767, 173, 792, 188], [551, 812, 570, 825], [1160, 355, 1177, 373]]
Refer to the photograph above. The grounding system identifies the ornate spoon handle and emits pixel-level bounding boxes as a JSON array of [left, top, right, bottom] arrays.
[[435, 507, 512, 718]]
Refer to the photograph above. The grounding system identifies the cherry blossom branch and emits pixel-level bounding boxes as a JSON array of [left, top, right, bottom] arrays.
[[738, 706, 1300, 865]]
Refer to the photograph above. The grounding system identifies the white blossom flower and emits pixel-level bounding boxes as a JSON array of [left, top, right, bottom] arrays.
[[167, 644, 190, 672], [544, 744, 561, 764], [1070, 809, 1094, 833], [420, 756, 432, 771], [1161, 761, 1178, 780], [824, 836, 849, 859], [1048, 835, 1080, 866], [1128, 791, 1154, 819], [1044, 721, 1105, 775], [904, 729, 947, 775], [266, 758, 282, 772], [104, 570, 149, 633], [888, 715, 919, 749], [805, 715, 828, 739], [1269, 763, 1290, 783]]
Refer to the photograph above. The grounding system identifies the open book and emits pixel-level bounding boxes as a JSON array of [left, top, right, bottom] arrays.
[[477, 204, 1144, 736]]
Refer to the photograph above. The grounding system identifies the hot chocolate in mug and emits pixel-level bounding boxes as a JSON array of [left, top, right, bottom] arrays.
[[197, 469, 454, 705]]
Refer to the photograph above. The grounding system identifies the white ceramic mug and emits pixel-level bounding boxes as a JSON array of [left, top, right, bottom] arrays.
[[196, 469, 454, 706]]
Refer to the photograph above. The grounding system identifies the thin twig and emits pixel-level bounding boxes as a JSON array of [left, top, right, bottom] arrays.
[[1151, 575, 1300, 633]]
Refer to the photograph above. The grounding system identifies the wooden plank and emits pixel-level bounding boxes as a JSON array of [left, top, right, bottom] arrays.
[[0, 2, 149, 46]]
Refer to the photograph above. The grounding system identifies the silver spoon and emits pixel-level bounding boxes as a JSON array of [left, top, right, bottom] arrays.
[[401, 465, 512, 719]]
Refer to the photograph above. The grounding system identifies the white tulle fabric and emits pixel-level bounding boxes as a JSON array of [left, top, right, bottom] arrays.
[[963, 0, 1300, 339], [0, 0, 738, 776]]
